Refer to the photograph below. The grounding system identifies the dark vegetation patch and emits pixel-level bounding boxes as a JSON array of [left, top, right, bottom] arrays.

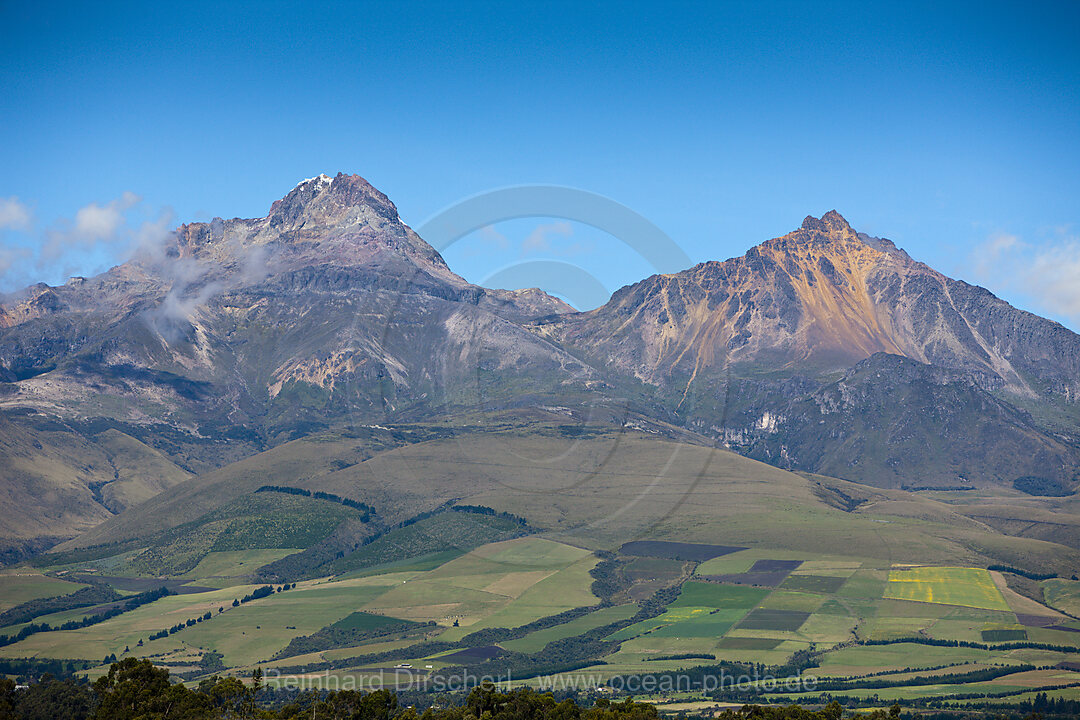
[[0, 585, 121, 628], [589, 552, 689, 605], [618, 541, 745, 562], [1013, 475, 1073, 497], [437, 646, 504, 663], [643, 652, 716, 661], [781, 574, 847, 593], [1017, 614, 1064, 628], [810, 482, 869, 512], [0, 536, 67, 566], [736, 609, 810, 632], [988, 564, 1058, 581], [716, 637, 783, 650], [749, 559, 803, 573], [0, 657, 95, 679], [699, 571, 791, 587], [451, 504, 527, 527]]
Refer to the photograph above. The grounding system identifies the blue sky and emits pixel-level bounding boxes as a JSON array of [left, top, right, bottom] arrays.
[[2, 1, 1079, 324]]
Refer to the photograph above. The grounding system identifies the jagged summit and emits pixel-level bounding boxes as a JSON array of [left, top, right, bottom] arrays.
[[547, 211, 1080, 401], [800, 209, 853, 234]]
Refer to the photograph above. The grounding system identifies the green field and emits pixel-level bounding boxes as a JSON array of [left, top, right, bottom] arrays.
[[884, 566, 1011, 610], [502, 604, 637, 653], [606, 583, 769, 643], [669, 582, 769, 609], [180, 549, 303, 582], [0, 570, 87, 611]]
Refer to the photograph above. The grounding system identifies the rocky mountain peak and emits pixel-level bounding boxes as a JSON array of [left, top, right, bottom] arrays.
[[794, 210, 858, 241], [266, 172, 400, 230], [164, 172, 452, 282]]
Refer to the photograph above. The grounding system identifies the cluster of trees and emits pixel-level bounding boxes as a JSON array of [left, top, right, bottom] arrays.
[[161, 610, 215, 637], [0, 661, 666, 720], [255, 485, 374, 517], [712, 702, 896, 719], [587, 552, 625, 602], [0, 657, 93, 681], [450, 505, 527, 527], [0, 587, 172, 647], [642, 653, 715, 662], [1012, 475, 1072, 497], [3, 659, 1076, 719], [241, 585, 277, 603], [987, 564, 1059, 581]]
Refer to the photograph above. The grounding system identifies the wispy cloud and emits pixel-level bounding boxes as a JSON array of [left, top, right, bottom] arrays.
[[0, 191, 177, 293], [40, 191, 145, 266], [969, 231, 1080, 324], [521, 221, 573, 255], [0, 197, 32, 231]]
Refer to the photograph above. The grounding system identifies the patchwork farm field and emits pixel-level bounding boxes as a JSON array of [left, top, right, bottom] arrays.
[[4, 497, 1080, 708], [884, 566, 1011, 610]]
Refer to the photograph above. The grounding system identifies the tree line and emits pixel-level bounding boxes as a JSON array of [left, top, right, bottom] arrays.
[[255, 485, 374, 518], [0, 587, 172, 648], [0, 660, 666, 720]]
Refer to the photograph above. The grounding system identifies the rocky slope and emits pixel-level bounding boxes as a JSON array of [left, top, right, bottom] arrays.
[[540, 211, 1080, 489], [543, 211, 1080, 397], [0, 174, 587, 552]]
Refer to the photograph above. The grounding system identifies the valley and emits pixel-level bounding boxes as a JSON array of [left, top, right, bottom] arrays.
[[2, 423, 1079, 712]]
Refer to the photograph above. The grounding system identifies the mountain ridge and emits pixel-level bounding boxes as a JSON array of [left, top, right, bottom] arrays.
[[0, 175, 1078, 556]]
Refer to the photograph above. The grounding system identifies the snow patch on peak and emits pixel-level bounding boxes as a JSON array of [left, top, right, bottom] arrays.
[[294, 174, 334, 189]]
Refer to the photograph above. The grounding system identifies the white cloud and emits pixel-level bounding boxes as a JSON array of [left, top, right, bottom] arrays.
[[1021, 241, 1080, 320], [40, 192, 148, 266], [72, 191, 139, 240], [521, 221, 573, 255], [970, 231, 1080, 324], [0, 197, 32, 231]]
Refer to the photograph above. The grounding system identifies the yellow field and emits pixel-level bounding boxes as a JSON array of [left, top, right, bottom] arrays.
[[884, 566, 1011, 611]]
